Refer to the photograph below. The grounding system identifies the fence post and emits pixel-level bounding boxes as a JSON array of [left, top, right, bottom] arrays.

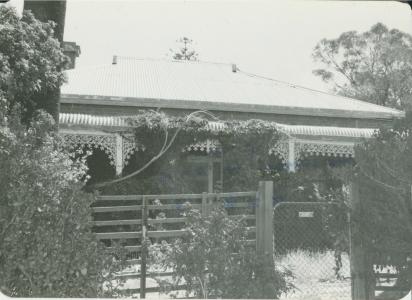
[[256, 181, 274, 258], [349, 182, 374, 300], [201, 192, 208, 216], [140, 196, 148, 299]]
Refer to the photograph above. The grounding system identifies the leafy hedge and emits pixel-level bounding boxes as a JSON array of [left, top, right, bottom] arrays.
[[0, 111, 125, 297]]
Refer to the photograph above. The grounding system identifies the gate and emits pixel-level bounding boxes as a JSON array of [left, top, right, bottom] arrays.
[[273, 202, 351, 300], [91, 189, 262, 297]]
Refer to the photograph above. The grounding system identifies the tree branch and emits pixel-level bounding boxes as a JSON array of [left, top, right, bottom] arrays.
[[93, 110, 218, 189], [358, 166, 405, 192]]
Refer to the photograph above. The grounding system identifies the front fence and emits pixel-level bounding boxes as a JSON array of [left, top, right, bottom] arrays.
[[91, 184, 409, 300], [91, 190, 259, 297], [273, 202, 351, 300]]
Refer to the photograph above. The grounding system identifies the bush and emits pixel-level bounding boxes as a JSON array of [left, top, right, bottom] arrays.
[[149, 204, 293, 298], [0, 111, 125, 297], [0, 6, 67, 122]]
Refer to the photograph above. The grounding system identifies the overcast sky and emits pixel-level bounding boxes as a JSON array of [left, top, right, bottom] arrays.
[[7, 0, 412, 93]]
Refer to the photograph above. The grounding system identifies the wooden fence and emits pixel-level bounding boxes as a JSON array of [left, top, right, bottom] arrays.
[[91, 181, 274, 298]]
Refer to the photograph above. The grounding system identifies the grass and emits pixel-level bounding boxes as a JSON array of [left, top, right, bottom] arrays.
[[275, 249, 351, 300]]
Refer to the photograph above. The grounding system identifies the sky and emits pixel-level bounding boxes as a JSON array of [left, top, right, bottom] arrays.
[[6, 0, 412, 93]]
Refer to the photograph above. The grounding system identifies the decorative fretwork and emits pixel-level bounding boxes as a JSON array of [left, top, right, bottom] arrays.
[[183, 139, 220, 153], [269, 141, 289, 164], [122, 136, 145, 166], [61, 130, 356, 173], [61, 133, 117, 165], [297, 142, 355, 160], [270, 139, 355, 171]]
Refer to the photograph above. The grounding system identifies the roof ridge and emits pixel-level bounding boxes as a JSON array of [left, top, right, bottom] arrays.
[[115, 55, 233, 67]]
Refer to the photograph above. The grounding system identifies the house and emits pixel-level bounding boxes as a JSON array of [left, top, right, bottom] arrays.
[[59, 56, 404, 192]]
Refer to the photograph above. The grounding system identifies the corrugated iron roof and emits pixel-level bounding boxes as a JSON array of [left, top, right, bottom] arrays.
[[60, 113, 128, 127], [59, 113, 376, 138], [61, 57, 403, 119], [276, 124, 376, 138]]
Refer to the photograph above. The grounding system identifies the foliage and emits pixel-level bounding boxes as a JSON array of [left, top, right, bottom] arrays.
[[350, 112, 412, 263], [313, 22, 412, 109], [98, 110, 281, 194], [269, 156, 352, 278], [149, 205, 293, 299], [170, 37, 199, 61], [0, 110, 126, 297], [0, 6, 67, 122], [271, 156, 352, 203]]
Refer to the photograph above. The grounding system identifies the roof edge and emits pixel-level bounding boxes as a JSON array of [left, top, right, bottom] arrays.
[[61, 94, 405, 120]]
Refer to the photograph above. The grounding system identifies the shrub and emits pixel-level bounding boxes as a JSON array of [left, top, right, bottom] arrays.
[[0, 111, 125, 297], [149, 204, 293, 299], [0, 6, 67, 122]]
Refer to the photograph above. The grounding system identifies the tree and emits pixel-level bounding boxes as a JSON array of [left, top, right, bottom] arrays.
[[313, 23, 412, 109], [23, 0, 67, 122], [0, 110, 126, 297], [336, 113, 412, 293], [0, 6, 67, 123], [352, 114, 412, 252], [24, 0, 67, 44], [170, 37, 199, 61], [0, 6, 125, 297]]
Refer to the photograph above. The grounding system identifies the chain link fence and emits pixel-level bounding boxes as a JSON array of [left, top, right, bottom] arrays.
[[273, 202, 351, 300]]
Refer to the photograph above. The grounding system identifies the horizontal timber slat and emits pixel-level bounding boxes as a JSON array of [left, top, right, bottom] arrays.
[[115, 271, 175, 279], [147, 204, 201, 210], [120, 284, 188, 294], [148, 230, 187, 238], [92, 204, 204, 213], [93, 219, 142, 226], [94, 216, 252, 227], [148, 217, 185, 224], [223, 202, 252, 208], [107, 245, 141, 252], [244, 239, 256, 246], [218, 191, 257, 198], [237, 214, 255, 220], [96, 232, 142, 239], [97, 193, 204, 201], [97, 195, 143, 201], [125, 259, 141, 266], [96, 191, 256, 202], [247, 227, 256, 233], [92, 205, 142, 212], [98, 232, 255, 241]]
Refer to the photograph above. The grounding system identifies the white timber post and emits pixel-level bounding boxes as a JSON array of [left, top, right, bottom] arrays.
[[256, 181, 274, 273], [115, 133, 123, 175], [287, 139, 296, 172]]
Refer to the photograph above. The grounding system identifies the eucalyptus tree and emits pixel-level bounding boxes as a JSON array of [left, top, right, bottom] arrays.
[[313, 23, 412, 110]]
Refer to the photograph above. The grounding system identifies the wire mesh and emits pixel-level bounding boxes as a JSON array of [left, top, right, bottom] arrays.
[[273, 202, 351, 300]]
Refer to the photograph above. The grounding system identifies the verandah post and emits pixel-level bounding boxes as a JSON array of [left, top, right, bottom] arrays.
[[256, 181, 274, 259]]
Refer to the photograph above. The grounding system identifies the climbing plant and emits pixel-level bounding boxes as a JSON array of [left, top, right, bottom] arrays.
[[97, 110, 281, 194]]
